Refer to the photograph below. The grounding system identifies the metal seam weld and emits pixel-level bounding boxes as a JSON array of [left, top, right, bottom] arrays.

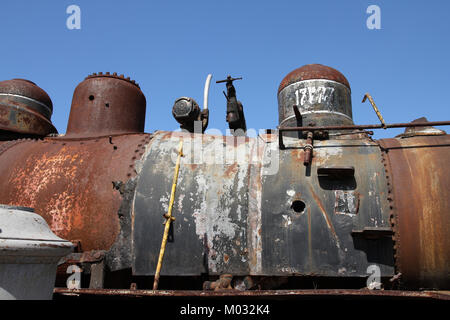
[[0, 138, 31, 157], [378, 140, 402, 287], [0, 93, 53, 118]]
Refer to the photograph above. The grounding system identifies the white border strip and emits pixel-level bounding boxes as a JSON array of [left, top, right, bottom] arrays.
[[279, 111, 353, 127]]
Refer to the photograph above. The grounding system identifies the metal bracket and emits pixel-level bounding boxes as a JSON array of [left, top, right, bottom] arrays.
[[351, 227, 393, 239], [58, 250, 106, 265], [89, 260, 105, 289]]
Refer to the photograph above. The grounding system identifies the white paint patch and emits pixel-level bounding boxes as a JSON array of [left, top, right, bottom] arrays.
[[316, 146, 343, 157], [192, 163, 249, 272], [281, 267, 299, 273], [286, 189, 295, 197], [338, 267, 347, 274], [159, 194, 169, 212], [334, 190, 358, 217], [177, 193, 185, 213], [282, 214, 292, 227]]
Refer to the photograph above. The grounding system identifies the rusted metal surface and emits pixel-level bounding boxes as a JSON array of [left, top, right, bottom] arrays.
[[278, 64, 351, 93], [0, 65, 448, 295], [0, 79, 57, 136], [203, 274, 233, 291], [0, 133, 151, 255], [303, 131, 313, 166], [379, 135, 450, 289], [362, 93, 387, 128], [85, 72, 141, 88], [260, 135, 394, 277], [0, 138, 29, 156], [133, 131, 256, 276], [53, 287, 450, 300], [132, 131, 394, 278], [59, 250, 106, 265], [396, 117, 447, 138], [0, 79, 53, 117], [66, 73, 146, 138]]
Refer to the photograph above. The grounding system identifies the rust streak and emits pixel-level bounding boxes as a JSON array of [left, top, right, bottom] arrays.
[[309, 186, 339, 245], [307, 206, 312, 269], [223, 163, 238, 178]]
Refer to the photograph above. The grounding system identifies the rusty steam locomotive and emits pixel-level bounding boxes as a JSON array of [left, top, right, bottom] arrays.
[[0, 64, 448, 299]]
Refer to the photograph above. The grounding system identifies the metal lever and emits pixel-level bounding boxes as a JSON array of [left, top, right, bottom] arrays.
[[216, 76, 243, 83], [217, 75, 246, 135], [362, 93, 387, 129], [293, 105, 302, 124]]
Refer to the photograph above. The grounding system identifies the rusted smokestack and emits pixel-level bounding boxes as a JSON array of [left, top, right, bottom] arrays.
[[66, 73, 146, 137], [278, 64, 353, 136], [0, 79, 56, 136]]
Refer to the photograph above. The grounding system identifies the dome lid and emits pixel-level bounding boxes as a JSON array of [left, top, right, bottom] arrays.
[[278, 64, 350, 93], [0, 205, 73, 257], [0, 79, 57, 136], [0, 79, 53, 114]]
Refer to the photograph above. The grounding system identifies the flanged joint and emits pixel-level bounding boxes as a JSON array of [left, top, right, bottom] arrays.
[[0, 79, 57, 136], [172, 97, 200, 125]]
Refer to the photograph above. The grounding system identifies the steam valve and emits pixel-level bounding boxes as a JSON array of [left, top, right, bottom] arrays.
[[216, 75, 247, 136]]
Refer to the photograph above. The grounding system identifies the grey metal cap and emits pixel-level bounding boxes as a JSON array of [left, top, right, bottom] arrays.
[[0, 206, 74, 259]]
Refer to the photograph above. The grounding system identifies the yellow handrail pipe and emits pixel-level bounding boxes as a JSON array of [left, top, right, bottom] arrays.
[[153, 139, 183, 290]]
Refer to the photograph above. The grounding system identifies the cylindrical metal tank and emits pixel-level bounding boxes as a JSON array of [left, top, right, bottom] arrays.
[[0, 205, 73, 300], [0, 73, 150, 273], [66, 73, 146, 138], [0, 79, 57, 136], [131, 131, 394, 279], [379, 135, 450, 289], [278, 64, 353, 137], [0, 134, 150, 257]]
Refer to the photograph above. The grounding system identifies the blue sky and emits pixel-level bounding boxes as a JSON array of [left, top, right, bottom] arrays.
[[1, 0, 449, 139]]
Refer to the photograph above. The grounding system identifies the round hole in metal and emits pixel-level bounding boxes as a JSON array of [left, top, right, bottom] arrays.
[[291, 200, 306, 213]]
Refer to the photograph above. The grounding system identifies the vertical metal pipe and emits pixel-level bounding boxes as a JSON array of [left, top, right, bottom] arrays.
[[203, 74, 212, 110], [303, 131, 313, 166], [153, 140, 183, 290]]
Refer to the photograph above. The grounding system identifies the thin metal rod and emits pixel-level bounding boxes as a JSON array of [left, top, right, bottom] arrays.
[[203, 74, 212, 110], [53, 287, 450, 300], [362, 93, 386, 128], [278, 121, 450, 132], [153, 139, 183, 290]]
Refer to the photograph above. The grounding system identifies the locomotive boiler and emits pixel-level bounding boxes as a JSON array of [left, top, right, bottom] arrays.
[[0, 65, 448, 299]]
